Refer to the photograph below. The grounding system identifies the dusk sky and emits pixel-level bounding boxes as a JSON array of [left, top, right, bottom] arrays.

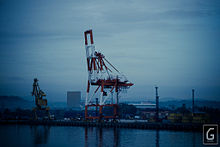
[[0, 0, 219, 102]]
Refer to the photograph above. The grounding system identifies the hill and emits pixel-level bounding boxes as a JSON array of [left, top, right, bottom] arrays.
[[0, 96, 34, 109]]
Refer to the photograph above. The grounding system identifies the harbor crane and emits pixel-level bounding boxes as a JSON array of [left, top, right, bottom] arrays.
[[84, 30, 133, 120], [32, 78, 51, 120]]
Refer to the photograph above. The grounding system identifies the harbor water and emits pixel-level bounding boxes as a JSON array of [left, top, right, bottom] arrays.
[[0, 125, 209, 147]]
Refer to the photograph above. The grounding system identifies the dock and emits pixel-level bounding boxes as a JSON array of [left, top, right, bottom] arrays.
[[0, 120, 203, 132]]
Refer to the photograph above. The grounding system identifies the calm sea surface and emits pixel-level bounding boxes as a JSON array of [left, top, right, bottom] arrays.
[[0, 125, 210, 147]]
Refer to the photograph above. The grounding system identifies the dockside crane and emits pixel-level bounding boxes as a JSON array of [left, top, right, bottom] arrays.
[[84, 30, 134, 120], [32, 78, 51, 120]]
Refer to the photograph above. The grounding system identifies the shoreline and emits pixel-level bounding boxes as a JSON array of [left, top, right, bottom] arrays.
[[0, 120, 204, 132]]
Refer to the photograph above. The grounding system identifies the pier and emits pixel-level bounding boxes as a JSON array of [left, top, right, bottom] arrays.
[[0, 120, 203, 132]]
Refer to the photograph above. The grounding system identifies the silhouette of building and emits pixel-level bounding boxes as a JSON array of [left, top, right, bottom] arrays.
[[67, 91, 81, 110]]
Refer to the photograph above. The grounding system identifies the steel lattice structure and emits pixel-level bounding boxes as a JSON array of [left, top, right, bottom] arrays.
[[32, 78, 50, 120], [84, 30, 133, 120]]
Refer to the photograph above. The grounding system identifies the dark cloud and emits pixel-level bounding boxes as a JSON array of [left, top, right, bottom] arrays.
[[0, 0, 219, 101]]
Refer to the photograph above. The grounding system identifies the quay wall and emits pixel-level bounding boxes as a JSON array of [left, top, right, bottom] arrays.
[[0, 120, 203, 132]]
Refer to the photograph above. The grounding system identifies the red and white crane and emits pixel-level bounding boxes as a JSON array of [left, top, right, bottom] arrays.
[[84, 30, 133, 120]]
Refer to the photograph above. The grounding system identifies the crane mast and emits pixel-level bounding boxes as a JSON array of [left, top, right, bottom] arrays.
[[84, 30, 133, 120]]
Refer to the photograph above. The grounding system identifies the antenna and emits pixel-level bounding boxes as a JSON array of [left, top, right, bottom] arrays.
[[155, 86, 159, 122], [192, 89, 195, 116]]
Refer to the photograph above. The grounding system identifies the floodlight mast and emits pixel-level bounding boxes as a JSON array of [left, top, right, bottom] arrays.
[[84, 29, 133, 120]]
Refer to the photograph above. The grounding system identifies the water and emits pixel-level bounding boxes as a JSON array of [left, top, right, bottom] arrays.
[[0, 125, 209, 147]]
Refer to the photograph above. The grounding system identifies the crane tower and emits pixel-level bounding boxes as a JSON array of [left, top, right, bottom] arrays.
[[84, 30, 133, 120]]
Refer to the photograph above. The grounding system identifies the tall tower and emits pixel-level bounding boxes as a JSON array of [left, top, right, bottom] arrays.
[[84, 30, 133, 120], [155, 86, 159, 121], [192, 89, 195, 116]]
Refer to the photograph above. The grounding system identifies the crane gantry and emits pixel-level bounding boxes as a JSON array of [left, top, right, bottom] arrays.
[[84, 30, 133, 120]]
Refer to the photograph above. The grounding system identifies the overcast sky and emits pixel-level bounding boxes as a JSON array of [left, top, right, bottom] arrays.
[[0, 0, 219, 102]]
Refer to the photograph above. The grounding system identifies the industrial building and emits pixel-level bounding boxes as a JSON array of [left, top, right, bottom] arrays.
[[67, 91, 81, 110]]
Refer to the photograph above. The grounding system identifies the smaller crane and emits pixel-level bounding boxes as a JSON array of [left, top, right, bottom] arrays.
[[32, 78, 51, 120]]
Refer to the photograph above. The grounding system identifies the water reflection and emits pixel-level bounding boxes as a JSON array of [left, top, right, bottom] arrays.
[[28, 125, 198, 147], [156, 129, 160, 147], [98, 127, 103, 147], [192, 132, 196, 147], [30, 125, 50, 145], [85, 127, 88, 147], [84, 127, 163, 147], [0, 125, 204, 147], [85, 127, 120, 147], [113, 127, 119, 147]]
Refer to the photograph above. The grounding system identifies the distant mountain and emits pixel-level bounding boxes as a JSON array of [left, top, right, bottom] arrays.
[[0, 96, 34, 109], [48, 101, 67, 109], [123, 98, 220, 109], [0, 96, 68, 110], [159, 97, 186, 102], [160, 99, 220, 109], [1, 96, 219, 110]]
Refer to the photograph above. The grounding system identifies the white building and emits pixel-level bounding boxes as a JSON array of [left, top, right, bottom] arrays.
[[67, 91, 81, 110]]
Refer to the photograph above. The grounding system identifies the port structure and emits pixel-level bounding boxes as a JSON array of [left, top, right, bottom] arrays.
[[192, 89, 195, 116], [155, 86, 159, 122], [32, 78, 51, 120], [84, 30, 133, 120]]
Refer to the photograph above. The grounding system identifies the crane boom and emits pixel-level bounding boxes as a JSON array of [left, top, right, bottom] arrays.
[[84, 30, 133, 120], [32, 78, 50, 120]]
